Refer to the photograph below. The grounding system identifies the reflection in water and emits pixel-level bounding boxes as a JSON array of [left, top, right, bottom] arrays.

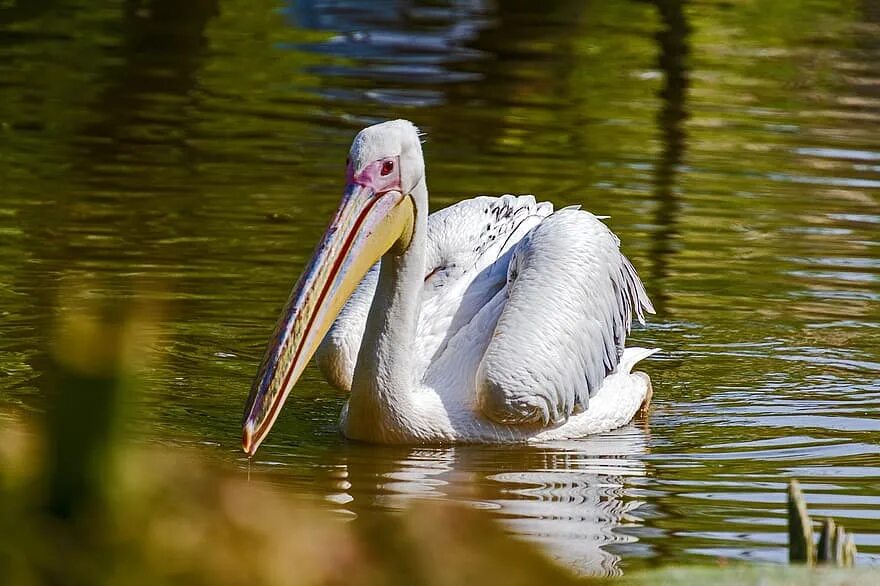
[[68, 0, 221, 388], [10, 0, 221, 418], [289, 0, 492, 107], [646, 0, 689, 313], [75, 0, 217, 182], [325, 427, 649, 576]]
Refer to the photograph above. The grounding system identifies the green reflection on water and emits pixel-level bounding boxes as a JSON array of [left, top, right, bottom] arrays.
[[1, 0, 878, 574]]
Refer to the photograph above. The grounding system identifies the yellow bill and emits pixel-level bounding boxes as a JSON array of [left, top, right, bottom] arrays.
[[242, 179, 413, 456]]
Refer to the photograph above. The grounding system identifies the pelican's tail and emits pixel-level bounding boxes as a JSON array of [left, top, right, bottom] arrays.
[[617, 347, 660, 375]]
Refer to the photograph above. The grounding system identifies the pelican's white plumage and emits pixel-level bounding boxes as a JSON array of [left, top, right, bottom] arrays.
[[243, 119, 656, 452]]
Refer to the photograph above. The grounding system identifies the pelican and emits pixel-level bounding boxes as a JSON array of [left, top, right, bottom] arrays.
[[242, 119, 656, 455]]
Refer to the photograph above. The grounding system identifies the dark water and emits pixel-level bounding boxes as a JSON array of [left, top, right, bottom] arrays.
[[2, 0, 879, 575]]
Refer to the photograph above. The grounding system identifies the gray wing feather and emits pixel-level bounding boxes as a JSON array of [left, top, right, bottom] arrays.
[[476, 209, 653, 426]]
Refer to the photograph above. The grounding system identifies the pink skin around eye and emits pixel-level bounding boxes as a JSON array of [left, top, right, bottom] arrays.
[[346, 156, 401, 194]]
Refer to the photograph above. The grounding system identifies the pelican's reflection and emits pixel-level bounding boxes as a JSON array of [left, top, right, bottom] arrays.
[[324, 425, 649, 576]]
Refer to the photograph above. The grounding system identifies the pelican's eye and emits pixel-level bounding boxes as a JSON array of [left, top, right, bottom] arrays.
[[381, 160, 394, 176]]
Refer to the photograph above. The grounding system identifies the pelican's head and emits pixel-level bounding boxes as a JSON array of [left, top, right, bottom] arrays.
[[241, 119, 424, 456]]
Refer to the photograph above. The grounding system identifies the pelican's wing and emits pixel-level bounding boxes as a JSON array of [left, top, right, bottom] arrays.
[[414, 195, 554, 371], [475, 209, 654, 426]]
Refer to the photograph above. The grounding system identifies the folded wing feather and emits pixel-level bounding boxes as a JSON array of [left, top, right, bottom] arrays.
[[476, 209, 654, 426]]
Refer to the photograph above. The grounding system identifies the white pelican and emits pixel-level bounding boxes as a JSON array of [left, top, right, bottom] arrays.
[[242, 119, 656, 455]]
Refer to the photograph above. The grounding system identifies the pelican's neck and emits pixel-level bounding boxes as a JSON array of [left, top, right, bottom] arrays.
[[347, 179, 428, 437]]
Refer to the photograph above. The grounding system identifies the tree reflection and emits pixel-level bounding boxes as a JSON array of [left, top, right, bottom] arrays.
[[9, 0, 220, 414], [645, 0, 689, 313], [74, 0, 218, 186]]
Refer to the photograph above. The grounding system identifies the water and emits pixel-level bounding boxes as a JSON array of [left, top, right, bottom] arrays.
[[1, 0, 879, 575]]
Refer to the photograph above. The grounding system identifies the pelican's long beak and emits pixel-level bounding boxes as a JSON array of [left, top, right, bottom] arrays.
[[242, 184, 414, 456]]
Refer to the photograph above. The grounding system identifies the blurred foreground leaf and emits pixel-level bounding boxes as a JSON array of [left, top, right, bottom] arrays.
[[2, 416, 587, 586]]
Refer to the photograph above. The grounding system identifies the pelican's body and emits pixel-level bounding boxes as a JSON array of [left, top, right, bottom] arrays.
[[242, 120, 656, 454]]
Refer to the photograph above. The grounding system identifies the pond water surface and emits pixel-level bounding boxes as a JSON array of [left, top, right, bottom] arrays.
[[1, 0, 879, 575]]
